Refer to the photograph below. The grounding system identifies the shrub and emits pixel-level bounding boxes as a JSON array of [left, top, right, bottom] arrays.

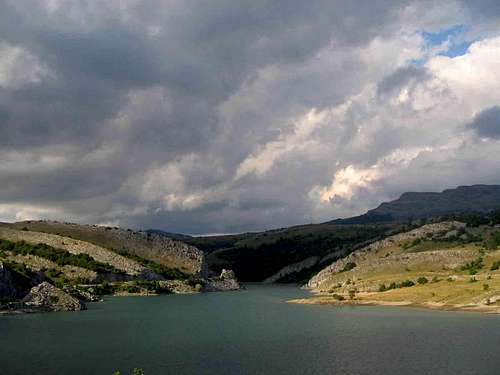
[[417, 277, 428, 285], [331, 294, 345, 301], [485, 231, 500, 250], [400, 280, 415, 288], [483, 284, 490, 291], [378, 284, 387, 292], [348, 289, 356, 300], [341, 262, 356, 272], [490, 261, 500, 271], [460, 257, 484, 275]]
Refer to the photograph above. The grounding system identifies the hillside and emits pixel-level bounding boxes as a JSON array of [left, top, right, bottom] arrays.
[[0, 223, 240, 313], [189, 184, 500, 282], [0, 221, 206, 276], [291, 221, 500, 313], [187, 222, 404, 282]]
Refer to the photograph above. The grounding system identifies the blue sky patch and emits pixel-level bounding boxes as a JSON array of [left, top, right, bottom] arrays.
[[422, 24, 472, 58]]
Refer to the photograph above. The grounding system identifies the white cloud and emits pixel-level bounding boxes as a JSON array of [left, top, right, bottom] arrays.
[[0, 42, 51, 88]]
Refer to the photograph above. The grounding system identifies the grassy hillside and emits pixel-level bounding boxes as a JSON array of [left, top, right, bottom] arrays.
[[187, 222, 404, 281], [0, 221, 205, 275], [293, 221, 500, 313]]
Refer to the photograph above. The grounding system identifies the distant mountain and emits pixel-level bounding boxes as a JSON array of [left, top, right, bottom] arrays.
[[145, 229, 193, 241], [333, 185, 500, 224]]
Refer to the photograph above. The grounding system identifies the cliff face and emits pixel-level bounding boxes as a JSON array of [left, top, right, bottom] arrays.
[[0, 262, 18, 299]]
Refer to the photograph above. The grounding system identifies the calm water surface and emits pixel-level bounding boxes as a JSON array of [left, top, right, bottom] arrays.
[[1, 284, 499, 375]]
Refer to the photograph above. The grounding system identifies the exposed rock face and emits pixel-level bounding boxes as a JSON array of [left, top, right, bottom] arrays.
[[0, 262, 18, 299], [22, 282, 86, 312], [263, 256, 320, 283], [205, 269, 240, 291], [307, 221, 465, 289]]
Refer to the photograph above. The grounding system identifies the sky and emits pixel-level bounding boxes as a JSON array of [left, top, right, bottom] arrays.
[[1, 1, 500, 234]]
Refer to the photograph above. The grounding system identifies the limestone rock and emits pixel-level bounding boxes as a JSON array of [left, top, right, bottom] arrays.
[[204, 269, 240, 291], [22, 282, 86, 312]]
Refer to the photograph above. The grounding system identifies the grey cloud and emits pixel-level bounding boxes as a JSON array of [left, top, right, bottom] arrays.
[[1, 0, 500, 233], [377, 66, 429, 96], [467, 106, 500, 139]]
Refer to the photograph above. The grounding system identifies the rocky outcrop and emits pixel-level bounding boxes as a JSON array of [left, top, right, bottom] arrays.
[[263, 256, 320, 283], [22, 282, 86, 312], [204, 269, 240, 291]]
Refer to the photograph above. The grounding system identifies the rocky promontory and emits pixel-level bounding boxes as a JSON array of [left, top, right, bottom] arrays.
[[22, 282, 86, 312]]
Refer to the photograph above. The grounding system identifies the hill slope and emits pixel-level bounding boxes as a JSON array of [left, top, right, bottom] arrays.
[[293, 221, 500, 313], [0, 221, 206, 276]]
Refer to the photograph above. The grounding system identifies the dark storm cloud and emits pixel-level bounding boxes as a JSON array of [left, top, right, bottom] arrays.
[[1, 0, 500, 232], [467, 106, 500, 139]]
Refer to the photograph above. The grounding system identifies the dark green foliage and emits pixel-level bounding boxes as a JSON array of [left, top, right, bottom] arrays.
[[348, 289, 356, 299], [417, 277, 428, 285], [490, 260, 500, 271], [0, 239, 121, 274], [400, 280, 415, 287], [331, 293, 345, 301], [378, 279, 415, 292], [341, 262, 357, 272], [485, 231, 500, 250], [460, 257, 484, 275]]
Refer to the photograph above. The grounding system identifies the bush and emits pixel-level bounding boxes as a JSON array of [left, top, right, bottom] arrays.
[[331, 293, 345, 301], [490, 261, 500, 271], [417, 277, 428, 285], [485, 232, 500, 250], [341, 262, 356, 272], [378, 284, 387, 292], [460, 257, 484, 275], [400, 280, 415, 288], [348, 289, 356, 300], [483, 284, 490, 291]]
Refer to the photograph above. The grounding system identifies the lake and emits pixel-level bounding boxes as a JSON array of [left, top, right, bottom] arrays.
[[0, 284, 499, 375]]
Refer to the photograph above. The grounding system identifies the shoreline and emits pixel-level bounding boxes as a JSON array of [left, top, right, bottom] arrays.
[[287, 296, 500, 314]]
